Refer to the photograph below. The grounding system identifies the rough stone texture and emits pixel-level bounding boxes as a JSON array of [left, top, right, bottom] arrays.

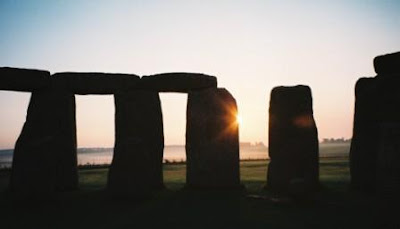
[[0, 67, 50, 92], [267, 85, 319, 195], [10, 86, 78, 196], [186, 88, 240, 188], [350, 77, 400, 192], [140, 72, 217, 93], [108, 90, 164, 197], [374, 52, 400, 76], [53, 72, 140, 95]]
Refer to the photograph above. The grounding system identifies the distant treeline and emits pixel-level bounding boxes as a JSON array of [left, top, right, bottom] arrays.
[[78, 148, 113, 154], [239, 142, 267, 147], [321, 138, 351, 144]]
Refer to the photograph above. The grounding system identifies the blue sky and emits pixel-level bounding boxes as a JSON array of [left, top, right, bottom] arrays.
[[1, 0, 399, 148]]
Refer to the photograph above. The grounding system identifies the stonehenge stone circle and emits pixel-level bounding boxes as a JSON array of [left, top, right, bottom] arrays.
[[186, 88, 240, 188], [3, 51, 400, 198], [1, 66, 241, 196], [107, 90, 164, 196], [267, 85, 319, 195]]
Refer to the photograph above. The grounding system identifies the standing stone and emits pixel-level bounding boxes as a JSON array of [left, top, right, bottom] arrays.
[[0, 67, 50, 92], [108, 90, 164, 197], [350, 75, 400, 192], [10, 86, 77, 196], [267, 85, 319, 195], [375, 76, 400, 195], [349, 77, 379, 191], [186, 88, 240, 188]]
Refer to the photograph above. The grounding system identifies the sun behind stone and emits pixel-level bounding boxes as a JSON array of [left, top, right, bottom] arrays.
[[236, 114, 243, 125]]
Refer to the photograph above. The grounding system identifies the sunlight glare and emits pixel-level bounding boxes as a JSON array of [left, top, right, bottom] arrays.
[[236, 114, 243, 126]]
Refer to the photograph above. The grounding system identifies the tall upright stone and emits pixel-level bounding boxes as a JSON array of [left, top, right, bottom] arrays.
[[186, 88, 240, 188], [267, 85, 319, 195], [10, 82, 77, 196], [375, 76, 400, 195], [108, 90, 164, 197], [350, 51, 400, 193], [349, 77, 379, 191], [350, 78, 400, 193]]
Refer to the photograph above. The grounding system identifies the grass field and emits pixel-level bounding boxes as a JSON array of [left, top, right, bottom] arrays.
[[0, 158, 395, 229]]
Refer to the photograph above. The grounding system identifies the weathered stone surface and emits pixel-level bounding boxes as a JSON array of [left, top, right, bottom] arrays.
[[10, 87, 78, 196], [140, 72, 217, 93], [267, 85, 319, 195], [53, 72, 140, 95], [374, 52, 400, 76], [108, 90, 164, 197], [0, 67, 50, 92], [350, 77, 400, 192], [186, 88, 240, 188]]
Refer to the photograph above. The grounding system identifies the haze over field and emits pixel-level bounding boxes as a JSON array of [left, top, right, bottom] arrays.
[[0, 142, 350, 169], [1, 0, 399, 149]]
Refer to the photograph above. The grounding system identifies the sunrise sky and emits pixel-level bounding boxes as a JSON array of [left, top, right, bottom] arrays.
[[0, 0, 399, 148]]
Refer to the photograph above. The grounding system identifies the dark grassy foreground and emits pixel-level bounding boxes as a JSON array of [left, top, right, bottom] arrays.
[[0, 158, 396, 229]]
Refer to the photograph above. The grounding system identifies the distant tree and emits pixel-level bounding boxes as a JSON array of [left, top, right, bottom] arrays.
[[321, 138, 352, 143]]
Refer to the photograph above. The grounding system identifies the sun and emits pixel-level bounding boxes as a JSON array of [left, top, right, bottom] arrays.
[[236, 114, 243, 125]]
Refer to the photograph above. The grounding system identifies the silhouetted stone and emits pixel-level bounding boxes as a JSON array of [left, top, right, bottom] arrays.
[[267, 85, 319, 195], [108, 90, 164, 197], [10, 85, 77, 196], [53, 72, 140, 94], [349, 77, 378, 191], [140, 72, 217, 93], [374, 52, 400, 76], [186, 88, 240, 188], [351, 76, 400, 192], [0, 67, 50, 92]]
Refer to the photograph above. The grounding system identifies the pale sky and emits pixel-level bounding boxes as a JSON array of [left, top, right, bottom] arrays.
[[0, 0, 399, 148]]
